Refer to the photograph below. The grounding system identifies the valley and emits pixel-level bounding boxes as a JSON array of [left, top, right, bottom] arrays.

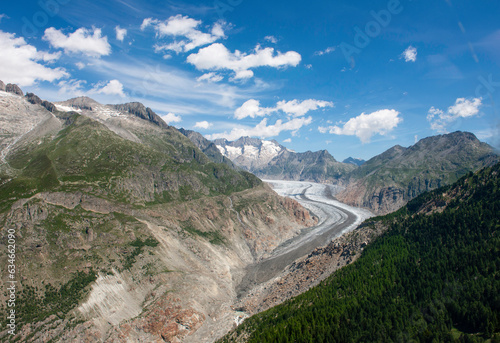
[[236, 181, 372, 298]]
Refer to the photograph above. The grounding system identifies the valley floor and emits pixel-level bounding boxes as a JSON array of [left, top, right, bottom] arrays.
[[192, 181, 374, 343]]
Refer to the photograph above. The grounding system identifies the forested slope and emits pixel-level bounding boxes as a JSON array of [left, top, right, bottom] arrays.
[[222, 163, 500, 342]]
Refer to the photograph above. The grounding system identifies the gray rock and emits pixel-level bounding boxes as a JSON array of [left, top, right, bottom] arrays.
[[111, 102, 168, 129], [26, 92, 43, 105], [6, 83, 23, 96], [0, 80, 5, 91], [42, 100, 56, 112]]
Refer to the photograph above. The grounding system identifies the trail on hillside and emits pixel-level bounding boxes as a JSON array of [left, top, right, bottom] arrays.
[[236, 181, 373, 298]]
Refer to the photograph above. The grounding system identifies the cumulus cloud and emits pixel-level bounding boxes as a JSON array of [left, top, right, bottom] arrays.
[[162, 112, 182, 124], [315, 47, 335, 56], [234, 98, 333, 120], [206, 116, 312, 141], [402, 45, 417, 62], [142, 15, 225, 53], [0, 31, 68, 86], [196, 72, 223, 83], [93, 80, 125, 97], [187, 43, 301, 79], [427, 97, 482, 133], [43, 27, 111, 57], [115, 26, 127, 42], [283, 138, 292, 143], [194, 121, 213, 129], [319, 109, 402, 143]]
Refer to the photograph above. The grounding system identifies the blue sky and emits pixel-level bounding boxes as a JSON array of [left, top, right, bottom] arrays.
[[0, 0, 499, 160]]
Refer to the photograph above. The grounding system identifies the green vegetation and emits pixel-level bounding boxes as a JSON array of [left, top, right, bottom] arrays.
[[222, 163, 500, 342], [182, 221, 226, 245], [1, 270, 97, 332], [122, 237, 159, 270], [0, 113, 261, 211]]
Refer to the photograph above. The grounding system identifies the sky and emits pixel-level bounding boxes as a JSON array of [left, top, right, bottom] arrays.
[[0, 0, 499, 161]]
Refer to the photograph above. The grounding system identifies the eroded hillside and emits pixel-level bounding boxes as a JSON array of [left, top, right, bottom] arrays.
[[0, 86, 317, 342]]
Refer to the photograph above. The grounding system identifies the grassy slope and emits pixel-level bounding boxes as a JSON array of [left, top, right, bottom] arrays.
[[0, 113, 260, 210]]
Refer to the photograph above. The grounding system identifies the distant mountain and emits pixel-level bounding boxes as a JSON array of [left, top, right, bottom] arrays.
[[212, 137, 356, 182], [343, 157, 366, 166], [0, 85, 316, 342], [179, 128, 237, 168], [337, 131, 499, 214]]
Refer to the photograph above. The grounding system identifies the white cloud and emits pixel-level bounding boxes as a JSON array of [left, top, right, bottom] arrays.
[[448, 97, 482, 117], [264, 35, 278, 44], [283, 138, 292, 143], [402, 45, 417, 62], [206, 116, 312, 141], [196, 72, 223, 83], [427, 97, 482, 133], [94, 79, 125, 97], [142, 15, 225, 53], [43, 27, 111, 57], [187, 43, 301, 79], [58, 79, 86, 96], [319, 109, 402, 143], [234, 99, 273, 119], [194, 120, 213, 129], [0, 31, 68, 86], [162, 112, 182, 124], [115, 26, 127, 42], [75, 62, 86, 70], [140, 18, 156, 31], [234, 98, 333, 120], [315, 47, 335, 56]]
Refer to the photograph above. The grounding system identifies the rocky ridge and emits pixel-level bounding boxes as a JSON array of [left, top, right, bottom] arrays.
[[337, 131, 499, 214], [205, 137, 356, 183]]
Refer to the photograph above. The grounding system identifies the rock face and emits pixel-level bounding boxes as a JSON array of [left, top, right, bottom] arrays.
[[6, 83, 23, 96], [25, 92, 43, 105], [111, 102, 169, 129], [337, 131, 499, 214], [213, 137, 356, 182], [0, 80, 6, 91]]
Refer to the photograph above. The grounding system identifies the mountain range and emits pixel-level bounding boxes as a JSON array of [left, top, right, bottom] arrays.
[[199, 136, 357, 183], [0, 83, 316, 342], [186, 132, 498, 215]]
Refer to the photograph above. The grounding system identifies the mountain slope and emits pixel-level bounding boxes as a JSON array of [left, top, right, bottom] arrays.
[[343, 157, 366, 166], [0, 85, 317, 342], [212, 137, 356, 182], [337, 131, 498, 214], [179, 128, 237, 168], [222, 162, 500, 342]]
